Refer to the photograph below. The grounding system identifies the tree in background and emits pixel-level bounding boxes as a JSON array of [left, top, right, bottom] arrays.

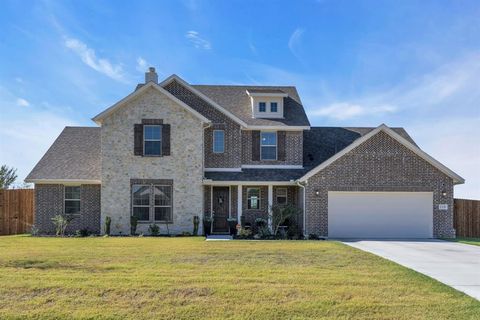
[[0, 165, 17, 189]]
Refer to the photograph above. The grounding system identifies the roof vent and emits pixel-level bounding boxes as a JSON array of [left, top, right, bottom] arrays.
[[145, 67, 158, 84]]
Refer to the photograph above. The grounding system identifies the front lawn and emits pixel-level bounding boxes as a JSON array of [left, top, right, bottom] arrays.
[[0, 236, 478, 319]]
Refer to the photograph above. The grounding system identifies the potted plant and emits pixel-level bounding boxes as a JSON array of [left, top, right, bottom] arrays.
[[203, 213, 212, 236], [227, 218, 237, 235]]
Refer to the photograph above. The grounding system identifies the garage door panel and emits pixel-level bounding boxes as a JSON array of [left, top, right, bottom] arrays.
[[328, 191, 433, 238]]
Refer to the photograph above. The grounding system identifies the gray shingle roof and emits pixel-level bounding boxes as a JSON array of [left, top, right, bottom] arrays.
[[204, 169, 305, 182], [25, 127, 101, 181], [191, 85, 310, 127]]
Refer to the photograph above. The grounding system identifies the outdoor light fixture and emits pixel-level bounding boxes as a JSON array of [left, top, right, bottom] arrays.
[[441, 190, 447, 197], [315, 190, 320, 196]]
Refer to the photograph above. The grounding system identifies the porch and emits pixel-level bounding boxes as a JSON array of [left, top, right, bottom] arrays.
[[203, 182, 303, 235]]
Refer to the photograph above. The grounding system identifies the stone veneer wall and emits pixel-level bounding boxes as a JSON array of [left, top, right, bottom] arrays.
[[304, 131, 455, 238], [164, 80, 242, 169], [241, 130, 303, 165], [35, 184, 101, 234], [101, 87, 204, 235]]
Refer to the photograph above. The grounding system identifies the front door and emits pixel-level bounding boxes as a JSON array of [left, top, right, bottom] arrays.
[[212, 187, 230, 233]]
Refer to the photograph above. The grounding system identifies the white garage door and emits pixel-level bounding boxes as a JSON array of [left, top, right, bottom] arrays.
[[328, 191, 433, 238]]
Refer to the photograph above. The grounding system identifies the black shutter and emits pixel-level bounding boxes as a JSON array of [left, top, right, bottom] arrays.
[[162, 124, 171, 156], [252, 130, 260, 161], [277, 131, 286, 161], [134, 124, 143, 156]]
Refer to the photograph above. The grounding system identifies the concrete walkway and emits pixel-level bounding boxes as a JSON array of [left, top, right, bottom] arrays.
[[343, 239, 480, 300]]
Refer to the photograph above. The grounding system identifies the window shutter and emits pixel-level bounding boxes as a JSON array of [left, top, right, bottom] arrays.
[[134, 124, 143, 156], [277, 131, 286, 161], [252, 130, 260, 161], [162, 124, 171, 156]]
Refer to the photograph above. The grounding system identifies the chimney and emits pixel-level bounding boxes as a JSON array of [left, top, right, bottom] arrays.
[[145, 67, 158, 84]]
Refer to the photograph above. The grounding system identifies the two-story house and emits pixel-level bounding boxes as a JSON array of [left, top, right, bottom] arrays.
[[26, 67, 464, 238]]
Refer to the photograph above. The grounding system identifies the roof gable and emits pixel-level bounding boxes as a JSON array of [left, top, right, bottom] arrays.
[[300, 124, 465, 184], [92, 82, 210, 125]]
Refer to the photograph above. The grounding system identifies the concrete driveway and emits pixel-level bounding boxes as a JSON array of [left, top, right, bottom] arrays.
[[343, 239, 480, 300]]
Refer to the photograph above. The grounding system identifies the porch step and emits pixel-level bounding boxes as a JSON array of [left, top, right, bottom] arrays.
[[206, 235, 233, 241]]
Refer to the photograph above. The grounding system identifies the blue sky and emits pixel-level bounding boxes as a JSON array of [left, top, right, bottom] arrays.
[[0, 0, 479, 198]]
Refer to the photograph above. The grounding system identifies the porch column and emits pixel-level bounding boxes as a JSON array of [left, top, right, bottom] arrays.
[[268, 185, 273, 230], [237, 185, 242, 225]]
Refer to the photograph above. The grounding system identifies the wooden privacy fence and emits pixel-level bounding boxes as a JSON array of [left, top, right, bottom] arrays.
[[454, 198, 480, 238], [0, 189, 34, 235]]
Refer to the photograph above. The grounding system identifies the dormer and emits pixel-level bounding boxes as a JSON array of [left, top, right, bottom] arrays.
[[246, 89, 288, 119]]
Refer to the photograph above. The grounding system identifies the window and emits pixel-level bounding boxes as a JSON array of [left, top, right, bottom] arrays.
[[64, 186, 81, 214], [144, 125, 162, 156], [213, 130, 225, 153], [260, 132, 277, 160], [132, 185, 150, 221], [259, 102, 266, 112], [247, 188, 260, 209], [270, 102, 278, 112], [154, 185, 172, 222], [276, 188, 287, 205], [132, 184, 173, 222]]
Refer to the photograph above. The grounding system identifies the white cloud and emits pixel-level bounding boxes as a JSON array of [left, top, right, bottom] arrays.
[[136, 56, 148, 73], [16, 98, 30, 107], [185, 31, 211, 50], [288, 28, 305, 61], [64, 37, 127, 82], [311, 102, 396, 120]]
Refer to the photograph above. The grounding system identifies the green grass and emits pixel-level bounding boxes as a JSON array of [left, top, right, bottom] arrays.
[[450, 237, 480, 246], [0, 236, 479, 319]]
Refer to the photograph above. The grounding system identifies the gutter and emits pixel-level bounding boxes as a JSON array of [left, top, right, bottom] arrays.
[[295, 180, 307, 237]]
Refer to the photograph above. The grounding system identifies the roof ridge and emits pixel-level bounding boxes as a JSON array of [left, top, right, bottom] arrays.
[[191, 84, 297, 88]]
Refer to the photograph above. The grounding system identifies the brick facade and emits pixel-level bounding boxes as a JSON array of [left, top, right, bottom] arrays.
[[35, 184, 101, 235], [241, 130, 303, 165], [304, 131, 455, 238], [164, 80, 243, 168]]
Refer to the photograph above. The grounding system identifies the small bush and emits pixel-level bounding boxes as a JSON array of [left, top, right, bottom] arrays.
[[105, 216, 111, 235], [149, 224, 159, 236], [237, 227, 252, 239], [255, 218, 267, 228], [193, 216, 200, 236], [75, 228, 91, 237], [51, 214, 75, 237], [180, 231, 192, 237], [308, 233, 320, 240], [256, 226, 272, 239], [30, 225, 39, 237], [130, 216, 138, 235]]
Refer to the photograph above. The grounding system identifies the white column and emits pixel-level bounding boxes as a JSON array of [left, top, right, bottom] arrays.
[[237, 185, 242, 225], [268, 185, 273, 230]]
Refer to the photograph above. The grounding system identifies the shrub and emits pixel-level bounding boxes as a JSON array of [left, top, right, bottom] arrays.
[[105, 216, 111, 235], [51, 214, 75, 237], [180, 231, 192, 237], [271, 204, 301, 236], [237, 227, 252, 239], [130, 216, 138, 236], [75, 228, 91, 237], [30, 225, 39, 237], [255, 218, 267, 228], [256, 226, 272, 239], [149, 224, 159, 236], [193, 216, 200, 236], [308, 233, 320, 240]]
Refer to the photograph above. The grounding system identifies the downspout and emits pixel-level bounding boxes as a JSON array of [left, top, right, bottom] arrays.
[[295, 180, 307, 237]]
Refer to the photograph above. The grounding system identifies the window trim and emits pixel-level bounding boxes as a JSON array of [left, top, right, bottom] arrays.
[[260, 131, 277, 161], [270, 102, 278, 112], [259, 102, 266, 112], [247, 187, 260, 210], [143, 125, 162, 156], [212, 130, 225, 154], [64, 185, 81, 215], [276, 187, 288, 205]]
